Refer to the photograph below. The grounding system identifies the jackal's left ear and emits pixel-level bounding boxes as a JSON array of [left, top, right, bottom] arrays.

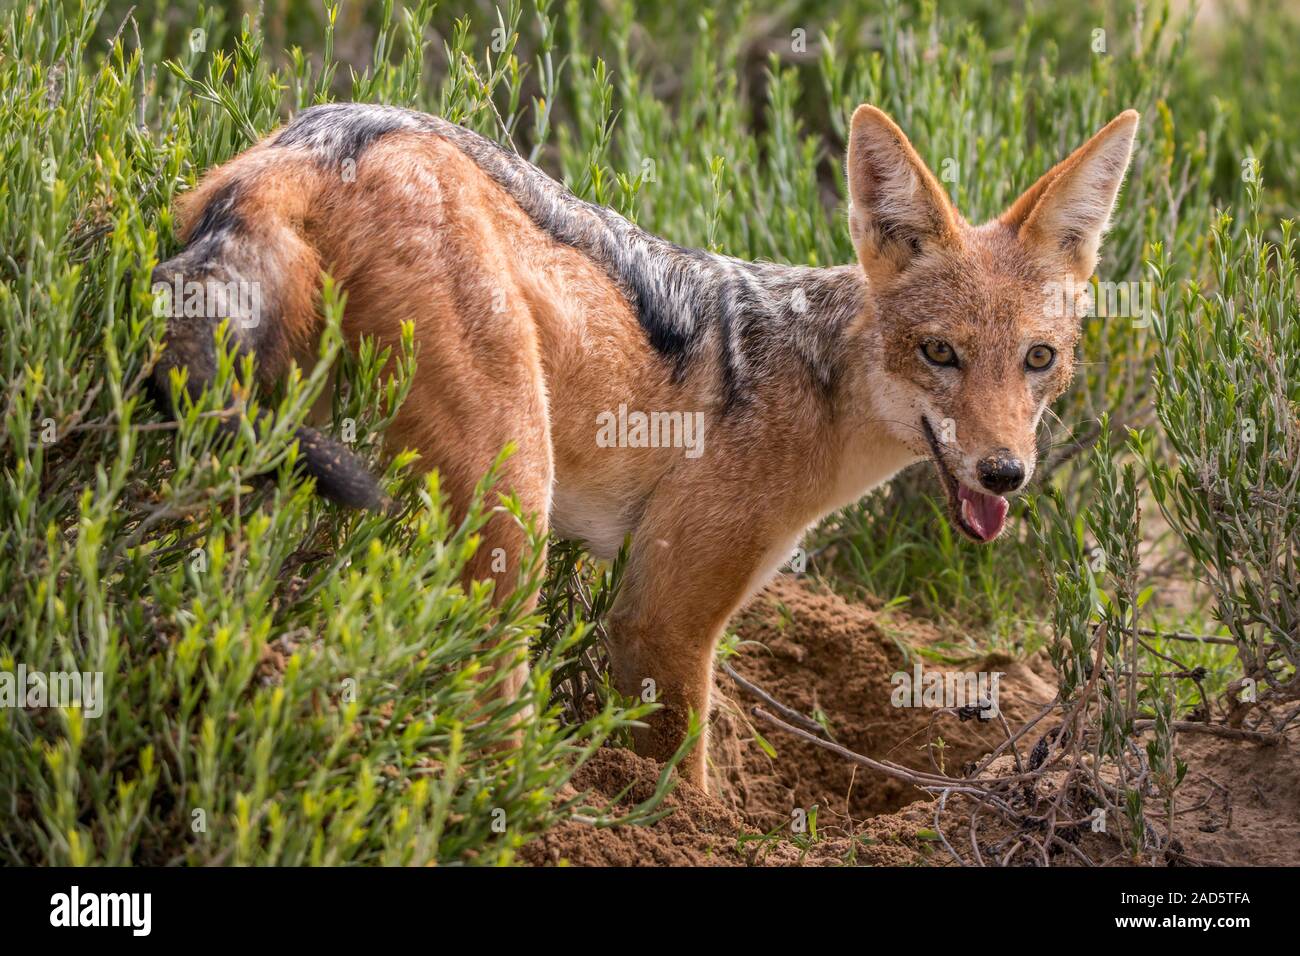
[[1002, 110, 1139, 279], [846, 105, 961, 283]]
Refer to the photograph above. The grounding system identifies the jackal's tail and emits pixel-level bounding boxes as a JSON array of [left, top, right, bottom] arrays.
[[149, 155, 385, 510]]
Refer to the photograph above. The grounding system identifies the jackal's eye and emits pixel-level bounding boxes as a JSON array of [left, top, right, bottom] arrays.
[[1025, 344, 1056, 371], [920, 339, 959, 368]]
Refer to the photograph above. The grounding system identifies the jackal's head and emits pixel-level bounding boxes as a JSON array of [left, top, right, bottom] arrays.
[[846, 106, 1138, 543]]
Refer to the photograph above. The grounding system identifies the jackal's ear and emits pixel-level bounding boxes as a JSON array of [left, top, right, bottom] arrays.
[[1002, 110, 1139, 280], [846, 105, 961, 283]]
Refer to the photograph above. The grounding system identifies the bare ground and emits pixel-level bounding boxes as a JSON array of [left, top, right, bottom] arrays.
[[520, 576, 1299, 867]]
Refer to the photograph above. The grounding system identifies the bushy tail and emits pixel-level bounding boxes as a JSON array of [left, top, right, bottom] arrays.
[[149, 156, 385, 510]]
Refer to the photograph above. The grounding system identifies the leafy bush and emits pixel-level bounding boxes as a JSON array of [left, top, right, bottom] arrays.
[[1029, 421, 1186, 861], [1141, 187, 1299, 720]]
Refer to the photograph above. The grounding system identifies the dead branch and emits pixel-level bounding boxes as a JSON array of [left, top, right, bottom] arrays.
[[1131, 719, 1282, 745]]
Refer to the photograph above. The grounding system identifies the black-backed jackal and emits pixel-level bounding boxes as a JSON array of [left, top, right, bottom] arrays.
[[152, 103, 1138, 785]]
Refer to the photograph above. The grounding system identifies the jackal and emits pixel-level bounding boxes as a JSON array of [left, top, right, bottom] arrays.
[[151, 103, 1137, 785]]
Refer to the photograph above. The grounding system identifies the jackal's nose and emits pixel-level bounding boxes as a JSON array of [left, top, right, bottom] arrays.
[[977, 451, 1025, 494]]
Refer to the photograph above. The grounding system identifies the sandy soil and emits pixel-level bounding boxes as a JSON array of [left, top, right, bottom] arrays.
[[519, 576, 1299, 867]]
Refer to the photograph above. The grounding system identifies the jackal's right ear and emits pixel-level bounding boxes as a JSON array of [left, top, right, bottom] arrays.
[[846, 105, 961, 283], [1001, 110, 1139, 280]]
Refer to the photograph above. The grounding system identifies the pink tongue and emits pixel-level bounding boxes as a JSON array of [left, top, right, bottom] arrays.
[[957, 485, 1009, 542]]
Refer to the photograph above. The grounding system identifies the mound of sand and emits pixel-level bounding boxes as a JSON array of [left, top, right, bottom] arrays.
[[520, 575, 1299, 867], [709, 577, 1056, 829]]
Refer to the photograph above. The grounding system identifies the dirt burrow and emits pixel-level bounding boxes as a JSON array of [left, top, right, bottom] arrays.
[[708, 577, 1056, 831], [520, 576, 1299, 867]]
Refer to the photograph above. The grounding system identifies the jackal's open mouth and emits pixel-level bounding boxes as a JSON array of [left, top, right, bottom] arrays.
[[921, 418, 1009, 544]]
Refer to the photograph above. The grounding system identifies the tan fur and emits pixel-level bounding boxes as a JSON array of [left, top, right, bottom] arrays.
[[168, 107, 1137, 784]]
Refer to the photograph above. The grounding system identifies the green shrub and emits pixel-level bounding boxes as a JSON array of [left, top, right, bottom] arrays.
[[1028, 418, 1186, 862], [1140, 187, 1299, 719]]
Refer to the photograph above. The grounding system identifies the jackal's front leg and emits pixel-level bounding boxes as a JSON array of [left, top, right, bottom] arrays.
[[607, 490, 789, 787]]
